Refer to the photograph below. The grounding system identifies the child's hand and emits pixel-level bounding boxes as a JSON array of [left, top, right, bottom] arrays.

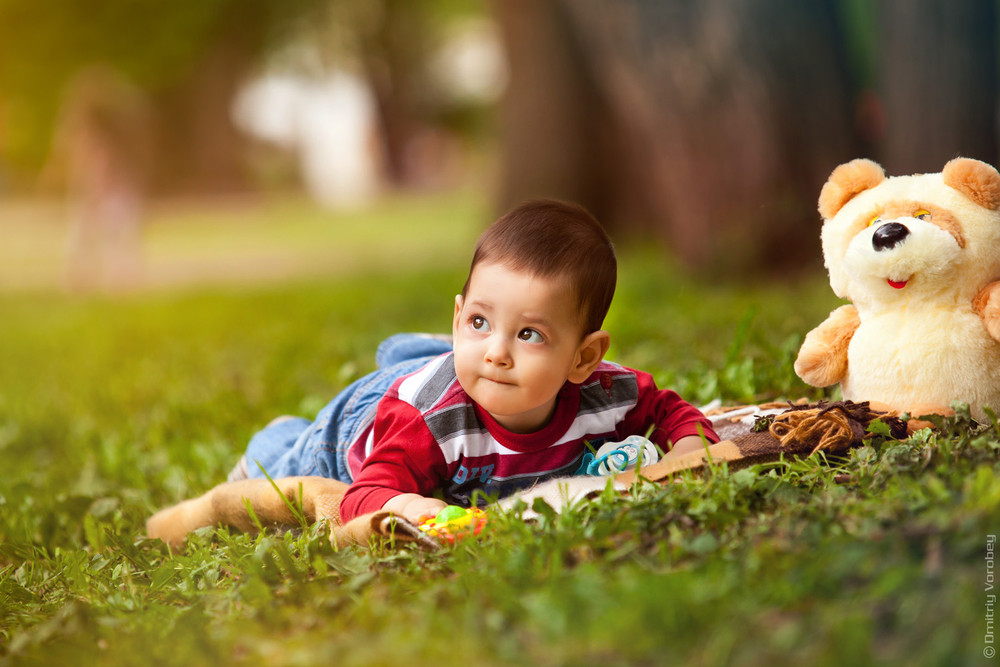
[[382, 493, 448, 525], [663, 434, 710, 460]]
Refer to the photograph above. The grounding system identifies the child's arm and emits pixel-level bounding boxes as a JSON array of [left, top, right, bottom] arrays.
[[340, 397, 451, 523], [618, 369, 719, 454], [341, 445, 447, 523], [382, 493, 448, 525]]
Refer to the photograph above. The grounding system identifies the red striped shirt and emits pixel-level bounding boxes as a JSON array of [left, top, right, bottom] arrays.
[[339, 354, 717, 521]]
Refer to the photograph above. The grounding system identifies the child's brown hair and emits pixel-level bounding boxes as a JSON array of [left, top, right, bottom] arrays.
[[462, 199, 617, 334]]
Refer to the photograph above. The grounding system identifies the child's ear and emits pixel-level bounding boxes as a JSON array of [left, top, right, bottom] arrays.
[[452, 295, 463, 337], [568, 330, 611, 383]]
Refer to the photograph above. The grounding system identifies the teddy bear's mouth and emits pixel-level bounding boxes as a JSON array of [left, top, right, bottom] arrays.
[[887, 277, 910, 289]]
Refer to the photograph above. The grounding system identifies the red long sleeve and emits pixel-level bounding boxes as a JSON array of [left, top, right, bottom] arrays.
[[339, 398, 449, 522], [620, 369, 719, 450]]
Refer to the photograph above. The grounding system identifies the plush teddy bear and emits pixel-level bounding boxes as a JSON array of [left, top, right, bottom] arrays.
[[794, 157, 1000, 420]]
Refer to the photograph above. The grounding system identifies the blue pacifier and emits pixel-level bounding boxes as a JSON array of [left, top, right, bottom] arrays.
[[575, 435, 659, 476]]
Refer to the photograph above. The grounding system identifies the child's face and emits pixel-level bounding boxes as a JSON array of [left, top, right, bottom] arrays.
[[452, 261, 589, 433]]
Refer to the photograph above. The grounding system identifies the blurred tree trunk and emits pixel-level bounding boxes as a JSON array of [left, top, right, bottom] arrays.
[[357, 0, 470, 189], [493, 0, 863, 275], [490, 0, 620, 223], [358, 0, 430, 186], [153, 32, 253, 194], [875, 0, 998, 174]]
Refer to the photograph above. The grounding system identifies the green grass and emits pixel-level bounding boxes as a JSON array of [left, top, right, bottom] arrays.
[[1, 193, 997, 665]]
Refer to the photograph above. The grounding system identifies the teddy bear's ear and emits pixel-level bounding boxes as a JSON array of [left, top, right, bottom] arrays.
[[942, 158, 1000, 210], [818, 159, 886, 219]]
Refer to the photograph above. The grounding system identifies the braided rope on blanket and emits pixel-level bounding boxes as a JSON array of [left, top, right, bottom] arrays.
[[768, 401, 872, 455]]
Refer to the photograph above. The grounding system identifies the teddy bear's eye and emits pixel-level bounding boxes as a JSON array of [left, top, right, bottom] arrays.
[[914, 209, 931, 221], [868, 215, 882, 227]]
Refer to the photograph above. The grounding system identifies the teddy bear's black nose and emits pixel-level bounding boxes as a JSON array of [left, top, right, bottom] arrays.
[[872, 222, 910, 251]]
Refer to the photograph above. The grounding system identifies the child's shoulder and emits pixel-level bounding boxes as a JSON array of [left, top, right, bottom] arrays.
[[389, 353, 465, 413], [577, 361, 642, 405], [585, 360, 633, 383]]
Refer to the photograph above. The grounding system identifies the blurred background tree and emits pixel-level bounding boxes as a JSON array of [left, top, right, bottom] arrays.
[[874, 0, 997, 174], [491, 0, 999, 274], [493, 0, 861, 274], [0, 0, 997, 277]]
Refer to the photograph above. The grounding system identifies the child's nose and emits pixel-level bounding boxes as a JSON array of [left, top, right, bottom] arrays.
[[484, 338, 513, 367]]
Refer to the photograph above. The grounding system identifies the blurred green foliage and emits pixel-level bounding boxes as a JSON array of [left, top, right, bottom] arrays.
[[0, 0, 487, 177], [0, 0, 319, 169]]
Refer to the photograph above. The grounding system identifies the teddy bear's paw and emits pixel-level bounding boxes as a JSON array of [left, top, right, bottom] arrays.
[[794, 345, 844, 387], [794, 305, 860, 387], [973, 281, 1000, 342]]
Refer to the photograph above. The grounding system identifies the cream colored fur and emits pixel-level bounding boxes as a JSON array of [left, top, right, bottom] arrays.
[[797, 158, 1000, 419]]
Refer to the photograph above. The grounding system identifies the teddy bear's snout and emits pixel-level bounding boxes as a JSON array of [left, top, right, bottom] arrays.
[[872, 222, 910, 252]]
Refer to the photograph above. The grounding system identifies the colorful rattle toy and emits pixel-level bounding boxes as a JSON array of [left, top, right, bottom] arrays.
[[418, 505, 488, 543]]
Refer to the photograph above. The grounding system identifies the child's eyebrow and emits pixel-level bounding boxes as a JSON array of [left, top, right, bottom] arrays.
[[467, 299, 493, 311], [520, 313, 554, 330]]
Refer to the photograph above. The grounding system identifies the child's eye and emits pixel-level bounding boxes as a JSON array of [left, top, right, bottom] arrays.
[[470, 316, 490, 333], [914, 209, 931, 221], [518, 329, 543, 343]]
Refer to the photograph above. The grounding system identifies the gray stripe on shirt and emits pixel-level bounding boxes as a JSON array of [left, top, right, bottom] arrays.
[[425, 402, 486, 442], [412, 355, 459, 411], [578, 373, 639, 415]]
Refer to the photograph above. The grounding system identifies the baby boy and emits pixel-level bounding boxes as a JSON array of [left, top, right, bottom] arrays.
[[227, 199, 719, 524]]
